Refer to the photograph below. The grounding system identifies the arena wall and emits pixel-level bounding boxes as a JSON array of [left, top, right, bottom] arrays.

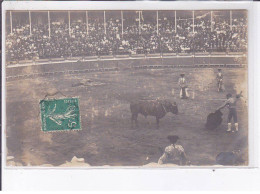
[[5, 55, 247, 79]]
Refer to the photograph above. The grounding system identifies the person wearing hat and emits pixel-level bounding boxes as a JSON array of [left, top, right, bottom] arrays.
[[178, 74, 189, 99], [158, 135, 188, 165], [216, 69, 224, 92], [217, 91, 242, 132]]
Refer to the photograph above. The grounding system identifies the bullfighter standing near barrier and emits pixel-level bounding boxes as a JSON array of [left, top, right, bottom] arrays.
[[217, 91, 242, 132], [178, 74, 189, 99], [216, 69, 224, 92]]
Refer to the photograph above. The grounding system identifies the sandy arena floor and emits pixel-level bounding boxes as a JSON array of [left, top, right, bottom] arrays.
[[5, 65, 248, 166]]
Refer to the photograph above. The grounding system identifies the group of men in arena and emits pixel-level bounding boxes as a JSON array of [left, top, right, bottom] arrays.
[[177, 69, 241, 132], [158, 69, 242, 165]]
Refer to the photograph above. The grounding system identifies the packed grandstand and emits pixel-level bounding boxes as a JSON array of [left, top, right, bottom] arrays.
[[5, 10, 247, 62]]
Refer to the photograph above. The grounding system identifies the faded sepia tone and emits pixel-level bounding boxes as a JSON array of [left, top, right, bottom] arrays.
[[5, 10, 248, 167]]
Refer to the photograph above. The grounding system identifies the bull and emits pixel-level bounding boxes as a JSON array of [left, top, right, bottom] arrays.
[[130, 100, 178, 129]]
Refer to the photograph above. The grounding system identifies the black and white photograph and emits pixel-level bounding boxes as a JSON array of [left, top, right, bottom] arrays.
[[3, 7, 248, 167]]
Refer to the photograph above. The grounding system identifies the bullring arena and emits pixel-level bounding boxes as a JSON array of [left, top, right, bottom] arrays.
[[4, 10, 248, 166], [5, 54, 248, 166]]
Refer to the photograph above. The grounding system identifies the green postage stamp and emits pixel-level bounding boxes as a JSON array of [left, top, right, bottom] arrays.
[[40, 98, 81, 132]]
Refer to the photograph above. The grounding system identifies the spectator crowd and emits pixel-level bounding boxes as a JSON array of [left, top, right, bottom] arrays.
[[6, 12, 247, 62]]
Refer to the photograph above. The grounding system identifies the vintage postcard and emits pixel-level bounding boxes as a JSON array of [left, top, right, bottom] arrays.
[[3, 7, 248, 167]]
